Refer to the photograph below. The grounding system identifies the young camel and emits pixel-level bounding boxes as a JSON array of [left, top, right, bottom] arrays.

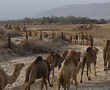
[[57, 50, 81, 90], [24, 56, 53, 90], [0, 63, 24, 90], [45, 52, 64, 84], [80, 46, 99, 83]]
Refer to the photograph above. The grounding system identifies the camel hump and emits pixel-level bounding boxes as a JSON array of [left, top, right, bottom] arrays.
[[34, 56, 43, 64]]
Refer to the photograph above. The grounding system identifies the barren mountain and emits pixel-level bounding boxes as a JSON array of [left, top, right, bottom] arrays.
[[36, 2, 110, 19]]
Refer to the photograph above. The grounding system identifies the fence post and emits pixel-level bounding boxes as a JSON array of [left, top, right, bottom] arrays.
[[25, 30, 29, 40], [61, 32, 64, 40], [70, 36, 72, 43], [40, 31, 43, 40], [8, 33, 12, 49], [52, 31, 55, 39], [23, 26, 29, 41]]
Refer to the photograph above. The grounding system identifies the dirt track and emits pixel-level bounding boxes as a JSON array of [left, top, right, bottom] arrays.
[[1, 45, 110, 90]]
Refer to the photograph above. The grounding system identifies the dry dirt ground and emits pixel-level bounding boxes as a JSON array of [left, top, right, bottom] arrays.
[[1, 45, 110, 90], [1, 24, 110, 90]]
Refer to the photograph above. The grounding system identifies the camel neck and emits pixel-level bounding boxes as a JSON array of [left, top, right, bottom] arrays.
[[7, 67, 21, 84]]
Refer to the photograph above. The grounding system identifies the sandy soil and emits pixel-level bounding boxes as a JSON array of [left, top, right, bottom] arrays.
[[1, 45, 110, 90]]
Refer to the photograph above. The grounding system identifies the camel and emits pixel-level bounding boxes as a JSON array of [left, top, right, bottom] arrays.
[[103, 40, 110, 71], [0, 63, 24, 90], [57, 50, 81, 90], [80, 46, 99, 83], [88, 35, 94, 47], [45, 52, 64, 84], [62, 50, 81, 84], [24, 56, 53, 90]]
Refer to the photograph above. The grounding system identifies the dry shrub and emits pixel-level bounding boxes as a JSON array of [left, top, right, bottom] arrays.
[[13, 39, 69, 56], [12, 40, 53, 55]]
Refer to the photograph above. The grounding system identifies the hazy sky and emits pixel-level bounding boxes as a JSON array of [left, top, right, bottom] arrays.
[[0, 0, 110, 20]]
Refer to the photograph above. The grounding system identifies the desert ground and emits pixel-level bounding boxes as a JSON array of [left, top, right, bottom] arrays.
[[1, 24, 110, 90]]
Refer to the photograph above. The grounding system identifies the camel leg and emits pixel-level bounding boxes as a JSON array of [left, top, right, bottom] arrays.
[[83, 39, 84, 46], [74, 75, 78, 87], [44, 78, 48, 90], [94, 61, 97, 76], [74, 75, 78, 90], [80, 59, 86, 83], [25, 70, 36, 90], [64, 81, 67, 90], [58, 84, 61, 90], [41, 79, 44, 90], [25, 79, 35, 90], [67, 80, 70, 90], [0, 85, 3, 90], [52, 68, 55, 83], [107, 57, 110, 69], [104, 59, 107, 70], [48, 73, 53, 87], [87, 63, 91, 80], [58, 80, 61, 90], [104, 53, 108, 71]]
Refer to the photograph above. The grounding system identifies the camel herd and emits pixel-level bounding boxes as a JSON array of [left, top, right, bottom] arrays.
[[1, 39, 110, 90], [22, 46, 99, 90]]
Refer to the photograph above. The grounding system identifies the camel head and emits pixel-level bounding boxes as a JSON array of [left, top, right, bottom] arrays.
[[67, 50, 81, 61], [34, 56, 43, 64], [94, 47, 99, 55], [6, 63, 24, 85]]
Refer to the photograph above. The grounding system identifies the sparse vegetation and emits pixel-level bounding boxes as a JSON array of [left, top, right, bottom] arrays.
[[0, 16, 108, 25]]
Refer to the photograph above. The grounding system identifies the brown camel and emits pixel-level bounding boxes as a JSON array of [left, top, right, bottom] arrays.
[[57, 50, 81, 90], [80, 46, 99, 83], [103, 40, 110, 71], [45, 52, 64, 84], [24, 56, 53, 90], [0, 63, 24, 90]]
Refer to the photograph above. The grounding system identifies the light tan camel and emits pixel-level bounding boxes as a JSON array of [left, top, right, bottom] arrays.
[[80, 46, 99, 83], [62, 50, 81, 84], [57, 50, 81, 90], [103, 40, 110, 71], [0, 63, 24, 90], [45, 52, 64, 84], [24, 56, 53, 90]]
